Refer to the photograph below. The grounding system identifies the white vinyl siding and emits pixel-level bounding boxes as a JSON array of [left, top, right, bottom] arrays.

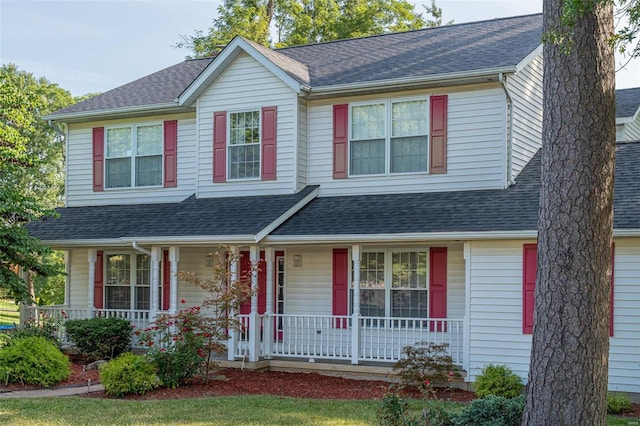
[[621, 115, 640, 141], [508, 53, 543, 180], [467, 239, 640, 394], [297, 98, 308, 190], [66, 114, 197, 207], [307, 87, 507, 196], [197, 53, 299, 197]]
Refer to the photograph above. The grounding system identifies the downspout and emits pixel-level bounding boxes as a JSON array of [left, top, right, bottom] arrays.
[[499, 73, 515, 187], [131, 242, 152, 256]]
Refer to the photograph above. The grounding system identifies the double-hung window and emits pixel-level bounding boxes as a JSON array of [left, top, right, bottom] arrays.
[[104, 253, 155, 310], [228, 111, 260, 179], [353, 249, 429, 318], [105, 123, 163, 188], [350, 99, 428, 176]]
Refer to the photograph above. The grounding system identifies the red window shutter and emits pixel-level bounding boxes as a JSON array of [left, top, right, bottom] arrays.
[[213, 111, 227, 183], [522, 244, 537, 334], [610, 244, 615, 337], [261, 106, 277, 180], [162, 249, 170, 311], [333, 104, 348, 179], [92, 127, 104, 191], [429, 95, 448, 174], [332, 248, 349, 328], [94, 251, 104, 309], [163, 120, 178, 188], [429, 247, 447, 331]]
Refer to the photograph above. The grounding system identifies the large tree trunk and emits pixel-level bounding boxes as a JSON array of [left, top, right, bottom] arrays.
[[521, 1, 616, 425]]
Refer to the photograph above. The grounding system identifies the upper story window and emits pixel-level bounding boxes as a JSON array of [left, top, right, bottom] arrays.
[[350, 99, 428, 176], [228, 111, 260, 179], [105, 123, 163, 188]]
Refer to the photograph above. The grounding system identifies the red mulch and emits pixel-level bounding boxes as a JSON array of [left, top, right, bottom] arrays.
[[3, 356, 639, 419]]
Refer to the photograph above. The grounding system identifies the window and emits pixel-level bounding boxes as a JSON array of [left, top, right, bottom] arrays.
[[105, 253, 155, 310], [228, 111, 260, 179], [352, 249, 429, 318], [105, 123, 163, 188], [350, 99, 428, 176]]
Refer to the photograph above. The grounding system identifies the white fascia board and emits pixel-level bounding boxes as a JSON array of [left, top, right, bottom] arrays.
[[40, 239, 125, 249], [514, 44, 543, 73], [306, 67, 516, 97], [43, 102, 185, 123], [264, 230, 539, 244], [179, 38, 303, 106], [119, 235, 257, 245], [254, 186, 320, 243]]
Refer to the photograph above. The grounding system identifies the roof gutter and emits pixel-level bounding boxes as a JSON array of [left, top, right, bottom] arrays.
[[131, 241, 152, 256], [43, 102, 187, 123], [307, 67, 516, 97]]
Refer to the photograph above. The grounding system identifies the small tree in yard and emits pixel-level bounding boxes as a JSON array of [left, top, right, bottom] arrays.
[[138, 247, 255, 387]]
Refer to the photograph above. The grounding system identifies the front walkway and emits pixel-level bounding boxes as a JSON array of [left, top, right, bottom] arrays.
[[0, 383, 104, 398]]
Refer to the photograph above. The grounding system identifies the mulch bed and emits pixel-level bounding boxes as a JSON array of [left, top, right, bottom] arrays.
[[2, 356, 639, 419]]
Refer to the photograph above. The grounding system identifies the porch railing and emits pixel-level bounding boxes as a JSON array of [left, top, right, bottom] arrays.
[[234, 314, 463, 364], [20, 305, 156, 346]]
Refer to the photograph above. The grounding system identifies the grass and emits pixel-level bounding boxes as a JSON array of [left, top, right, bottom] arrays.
[[0, 396, 635, 425], [0, 298, 20, 327]]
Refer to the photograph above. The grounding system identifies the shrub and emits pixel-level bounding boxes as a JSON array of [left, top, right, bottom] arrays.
[[0, 336, 70, 386], [99, 352, 159, 397], [474, 364, 523, 399], [453, 394, 525, 426], [376, 390, 421, 426], [607, 393, 632, 414], [8, 320, 59, 344], [65, 317, 132, 360], [392, 341, 460, 394], [137, 306, 209, 388]]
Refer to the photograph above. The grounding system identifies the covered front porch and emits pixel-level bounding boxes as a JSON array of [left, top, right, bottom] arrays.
[[22, 242, 467, 368]]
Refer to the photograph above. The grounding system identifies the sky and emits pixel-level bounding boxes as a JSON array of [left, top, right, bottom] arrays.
[[1, 0, 638, 97]]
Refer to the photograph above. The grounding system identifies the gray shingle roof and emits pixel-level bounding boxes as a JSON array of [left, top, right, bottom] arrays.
[[49, 14, 543, 119], [271, 141, 640, 236], [276, 14, 542, 87], [616, 87, 640, 118], [48, 58, 214, 118], [26, 186, 318, 242]]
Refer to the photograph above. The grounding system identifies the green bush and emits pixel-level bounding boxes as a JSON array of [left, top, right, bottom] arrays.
[[474, 364, 523, 398], [0, 336, 70, 386], [8, 321, 59, 344], [65, 317, 132, 360], [99, 352, 159, 397], [376, 390, 420, 426], [453, 394, 525, 426], [607, 393, 632, 414]]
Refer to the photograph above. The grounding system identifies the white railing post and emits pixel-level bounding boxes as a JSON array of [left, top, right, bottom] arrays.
[[351, 245, 361, 365], [150, 246, 161, 322], [248, 245, 260, 362], [263, 247, 274, 358], [87, 249, 96, 317], [227, 246, 238, 361]]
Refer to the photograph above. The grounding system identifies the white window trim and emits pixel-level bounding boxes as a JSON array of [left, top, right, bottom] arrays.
[[226, 109, 262, 181], [103, 251, 153, 311], [348, 96, 431, 178], [104, 121, 164, 190], [354, 247, 430, 318]]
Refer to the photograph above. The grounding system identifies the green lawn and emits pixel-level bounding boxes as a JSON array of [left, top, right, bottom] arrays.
[[0, 396, 635, 425], [0, 298, 20, 327]]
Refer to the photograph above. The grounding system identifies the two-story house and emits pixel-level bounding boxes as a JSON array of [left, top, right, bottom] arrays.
[[27, 13, 640, 394]]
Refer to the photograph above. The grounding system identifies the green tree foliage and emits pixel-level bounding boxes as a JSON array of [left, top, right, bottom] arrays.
[[178, 0, 447, 56], [0, 64, 73, 302]]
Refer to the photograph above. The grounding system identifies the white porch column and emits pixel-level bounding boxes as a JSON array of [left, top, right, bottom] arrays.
[[263, 247, 274, 358], [169, 247, 180, 314], [87, 249, 96, 317], [150, 246, 161, 321], [351, 245, 361, 365], [248, 245, 260, 362], [227, 245, 239, 361], [64, 250, 71, 309]]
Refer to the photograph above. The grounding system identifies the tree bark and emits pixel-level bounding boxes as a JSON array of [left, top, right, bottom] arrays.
[[522, 1, 615, 425]]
